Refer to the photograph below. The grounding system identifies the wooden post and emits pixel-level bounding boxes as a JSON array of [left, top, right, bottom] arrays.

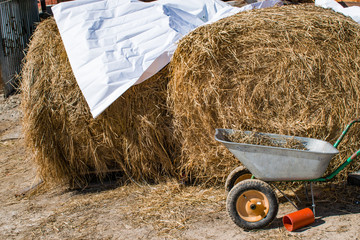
[[40, 0, 46, 13], [0, 21, 9, 96]]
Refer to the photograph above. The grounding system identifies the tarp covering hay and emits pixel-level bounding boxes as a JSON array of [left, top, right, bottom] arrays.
[[168, 4, 360, 185], [21, 18, 180, 186]]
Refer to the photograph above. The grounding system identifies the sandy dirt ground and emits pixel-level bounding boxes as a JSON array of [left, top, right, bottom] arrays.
[[1, 93, 360, 240]]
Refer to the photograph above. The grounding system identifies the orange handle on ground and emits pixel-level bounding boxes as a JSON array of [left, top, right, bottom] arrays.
[[283, 208, 315, 232]]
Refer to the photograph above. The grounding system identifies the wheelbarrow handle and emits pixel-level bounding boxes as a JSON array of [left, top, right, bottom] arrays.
[[350, 149, 360, 161], [353, 118, 360, 123], [316, 118, 360, 181], [333, 118, 360, 148], [320, 148, 360, 182]]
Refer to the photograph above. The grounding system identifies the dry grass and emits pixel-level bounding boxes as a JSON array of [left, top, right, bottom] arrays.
[[21, 5, 360, 187], [24, 180, 360, 239], [28, 180, 226, 238], [224, 131, 307, 150], [168, 5, 360, 185], [20, 18, 180, 187]]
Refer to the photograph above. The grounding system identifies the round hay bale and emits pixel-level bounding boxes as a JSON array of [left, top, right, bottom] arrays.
[[21, 18, 180, 186], [168, 5, 360, 185]]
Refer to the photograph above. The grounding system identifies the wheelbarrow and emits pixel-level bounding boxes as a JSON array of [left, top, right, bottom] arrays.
[[214, 118, 360, 231]]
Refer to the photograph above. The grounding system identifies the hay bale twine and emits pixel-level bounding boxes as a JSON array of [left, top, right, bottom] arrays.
[[168, 5, 360, 185], [21, 18, 180, 186]]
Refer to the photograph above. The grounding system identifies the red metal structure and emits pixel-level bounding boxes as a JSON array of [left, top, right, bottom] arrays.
[[38, 0, 72, 10]]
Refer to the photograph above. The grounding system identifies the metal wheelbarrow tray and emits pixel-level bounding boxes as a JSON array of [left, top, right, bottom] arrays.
[[215, 129, 339, 181]]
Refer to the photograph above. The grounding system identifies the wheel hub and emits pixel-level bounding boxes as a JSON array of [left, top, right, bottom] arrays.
[[236, 190, 270, 222]]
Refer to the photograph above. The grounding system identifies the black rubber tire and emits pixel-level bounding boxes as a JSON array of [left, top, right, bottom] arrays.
[[225, 166, 252, 194], [226, 179, 278, 230]]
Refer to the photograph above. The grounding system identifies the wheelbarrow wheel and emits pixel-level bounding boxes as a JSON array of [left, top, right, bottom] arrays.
[[225, 166, 252, 194], [226, 179, 278, 230]]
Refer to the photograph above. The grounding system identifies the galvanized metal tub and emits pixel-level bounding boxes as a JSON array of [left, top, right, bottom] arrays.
[[215, 129, 339, 181]]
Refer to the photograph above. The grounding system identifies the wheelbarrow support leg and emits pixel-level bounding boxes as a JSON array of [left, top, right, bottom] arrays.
[[271, 183, 299, 211], [304, 182, 309, 202], [310, 182, 316, 217]]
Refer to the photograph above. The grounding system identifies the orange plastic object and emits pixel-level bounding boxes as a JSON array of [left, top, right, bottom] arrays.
[[283, 208, 315, 232]]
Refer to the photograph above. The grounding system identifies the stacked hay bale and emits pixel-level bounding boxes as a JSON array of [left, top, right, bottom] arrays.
[[168, 5, 360, 185], [21, 18, 180, 186], [22, 5, 360, 187]]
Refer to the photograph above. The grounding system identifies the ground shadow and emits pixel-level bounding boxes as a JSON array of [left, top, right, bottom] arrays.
[[68, 171, 127, 194], [256, 181, 360, 231]]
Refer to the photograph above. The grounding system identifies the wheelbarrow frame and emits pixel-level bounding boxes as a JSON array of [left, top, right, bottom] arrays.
[[215, 118, 360, 230]]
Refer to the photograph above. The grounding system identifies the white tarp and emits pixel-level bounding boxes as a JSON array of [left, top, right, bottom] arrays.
[[52, 0, 281, 118], [315, 0, 360, 24]]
